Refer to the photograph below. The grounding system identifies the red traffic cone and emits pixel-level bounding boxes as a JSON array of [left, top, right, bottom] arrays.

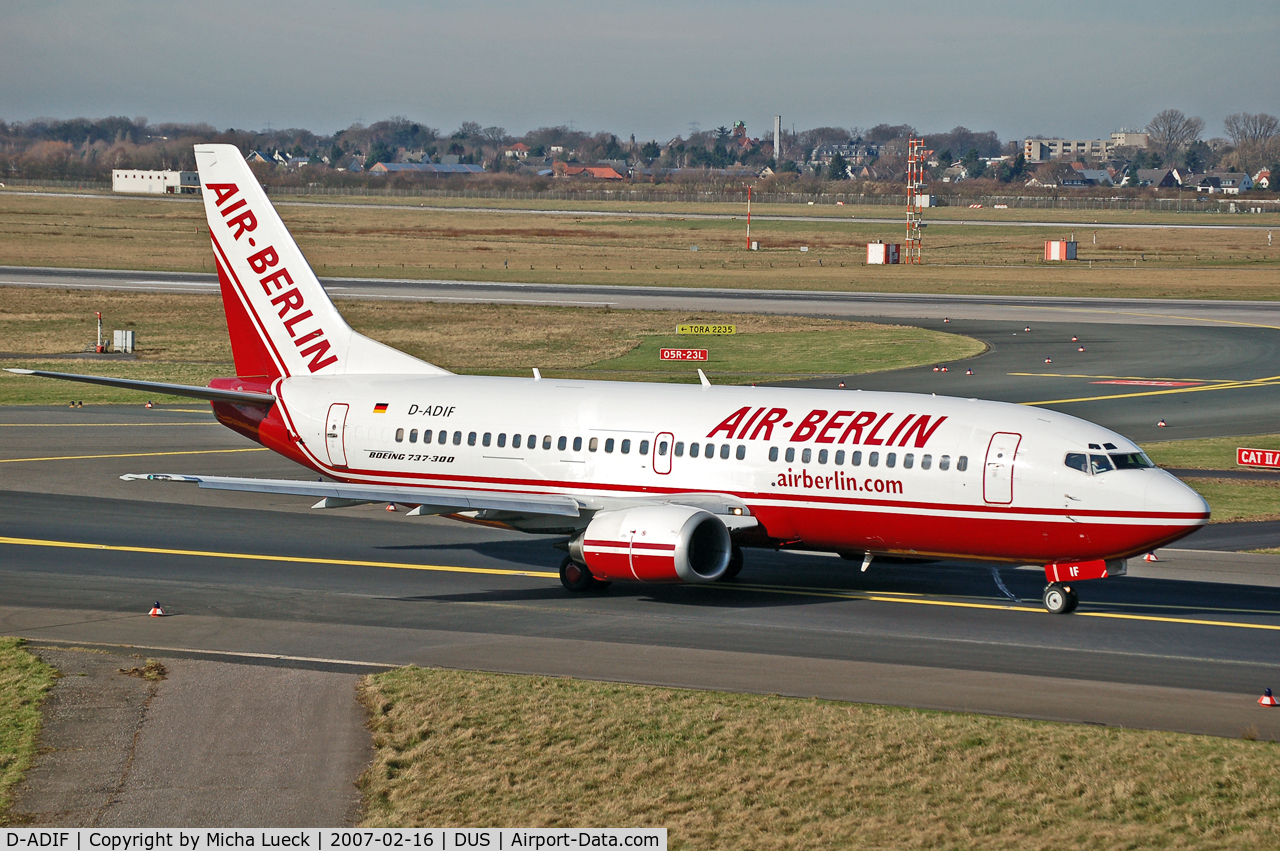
[[1071, 336, 1078, 342], [1157, 419, 1167, 428], [933, 366, 940, 372], [1024, 326, 1031, 332], [149, 602, 165, 617], [144, 401, 153, 409], [386, 503, 398, 512], [1260, 688, 1279, 707], [940, 366, 948, 372], [837, 381, 845, 388], [965, 368, 973, 375], [1044, 357, 1053, 364], [1078, 346, 1086, 352], [1143, 552, 1159, 562], [943, 317, 950, 323]]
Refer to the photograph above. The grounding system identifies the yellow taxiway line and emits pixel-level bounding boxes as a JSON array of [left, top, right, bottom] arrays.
[[2, 535, 1277, 631], [0, 447, 268, 464]]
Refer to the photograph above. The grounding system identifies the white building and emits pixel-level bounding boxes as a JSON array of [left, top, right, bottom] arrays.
[[111, 170, 201, 195]]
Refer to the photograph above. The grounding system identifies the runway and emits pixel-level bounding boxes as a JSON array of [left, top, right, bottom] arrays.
[[4, 268, 1280, 738]]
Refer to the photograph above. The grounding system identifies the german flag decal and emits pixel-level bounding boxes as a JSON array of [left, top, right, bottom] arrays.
[[373, 403, 389, 414]]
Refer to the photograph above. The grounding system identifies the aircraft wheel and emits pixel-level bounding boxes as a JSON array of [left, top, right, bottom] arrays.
[[560, 556, 605, 592], [720, 546, 744, 581], [1042, 582, 1076, 614]]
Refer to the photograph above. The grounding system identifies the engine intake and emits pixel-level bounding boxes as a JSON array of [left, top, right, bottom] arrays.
[[570, 505, 731, 583]]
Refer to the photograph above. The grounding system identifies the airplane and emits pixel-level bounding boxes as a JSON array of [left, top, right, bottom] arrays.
[[8, 144, 1210, 614]]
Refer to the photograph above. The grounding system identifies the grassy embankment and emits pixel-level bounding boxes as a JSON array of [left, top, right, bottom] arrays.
[[0, 288, 984, 404], [0, 638, 56, 825], [358, 667, 1280, 848], [1146, 433, 1280, 525], [1, 192, 1278, 299]]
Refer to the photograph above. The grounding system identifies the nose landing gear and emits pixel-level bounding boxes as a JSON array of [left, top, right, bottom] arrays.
[[1042, 582, 1079, 614]]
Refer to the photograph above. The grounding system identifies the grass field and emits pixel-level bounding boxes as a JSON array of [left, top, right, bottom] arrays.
[[0, 288, 983, 404], [0, 638, 56, 825], [1143, 433, 1280, 525], [2, 192, 1278, 300], [358, 666, 1280, 849]]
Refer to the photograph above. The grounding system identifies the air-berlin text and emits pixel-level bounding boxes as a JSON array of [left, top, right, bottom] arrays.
[[708, 407, 946, 447], [207, 182, 338, 373]]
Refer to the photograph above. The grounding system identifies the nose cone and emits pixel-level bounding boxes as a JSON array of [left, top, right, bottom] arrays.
[[1146, 471, 1210, 523]]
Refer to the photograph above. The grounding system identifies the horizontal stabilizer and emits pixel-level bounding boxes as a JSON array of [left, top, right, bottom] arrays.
[[5, 369, 275, 406], [122, 473, 582, 517]]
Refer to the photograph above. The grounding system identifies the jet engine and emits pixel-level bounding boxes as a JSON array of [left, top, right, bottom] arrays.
[[569, 505, 732, 583]]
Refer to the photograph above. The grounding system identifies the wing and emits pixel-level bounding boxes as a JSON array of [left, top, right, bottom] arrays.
[[5, 369, 274, 406]]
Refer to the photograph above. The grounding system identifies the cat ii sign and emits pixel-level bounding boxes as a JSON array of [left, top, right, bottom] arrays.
[[1238, 448, 1280, 468]]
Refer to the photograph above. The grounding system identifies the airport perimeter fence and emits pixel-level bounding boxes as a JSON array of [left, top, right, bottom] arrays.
[[1, 177, 111, 190], [261, 184, 1278, 212]]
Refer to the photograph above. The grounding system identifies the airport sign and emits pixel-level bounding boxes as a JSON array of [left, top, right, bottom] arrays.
[[660, 348, 708, 361], [677, 323, 735, 335], [1238, 447, 1280, 468]]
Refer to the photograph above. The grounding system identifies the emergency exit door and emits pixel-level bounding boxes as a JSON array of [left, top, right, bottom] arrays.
[[325, 403, 350, 468], [983, 432, 1021, 505]]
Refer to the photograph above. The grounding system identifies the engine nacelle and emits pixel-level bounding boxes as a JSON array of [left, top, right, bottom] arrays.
[[570, 505, 732, 583]]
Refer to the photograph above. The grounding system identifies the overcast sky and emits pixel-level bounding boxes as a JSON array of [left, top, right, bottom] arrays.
[[3, 0, 1277, 142]]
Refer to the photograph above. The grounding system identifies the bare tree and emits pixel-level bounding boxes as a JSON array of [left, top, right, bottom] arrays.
[[481, 126, 507, 144], [1224, 113, 1279, 175], [1146, 109, 1205, 163]]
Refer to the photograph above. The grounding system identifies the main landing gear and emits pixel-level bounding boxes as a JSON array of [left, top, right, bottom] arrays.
[[560, 556, 610, 592], [1042, 582, 1079, 615]]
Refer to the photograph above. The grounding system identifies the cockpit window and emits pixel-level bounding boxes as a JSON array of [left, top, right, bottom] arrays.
[[1089, 454, 1114, 474], [1064, 453, 1088, 472], [1110, 452, 1153, 470]]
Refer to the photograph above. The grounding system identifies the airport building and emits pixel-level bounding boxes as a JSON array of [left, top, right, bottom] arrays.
[[1023, 132, 1149, 163], [111, 169, 201, 194]]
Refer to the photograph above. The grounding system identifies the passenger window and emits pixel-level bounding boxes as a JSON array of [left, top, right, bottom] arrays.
[[1065, 453, 1088, 472], [395, 428, 404, 443], [483, 432, 491, 447], [785, 447, 795, 462], [1090, 454, 1114, 474], [921, 454, 931, 470], [639, 440, 650, 455], [886, 452, 896, 468], [818, 449, 828, 464], [801, 448, 812, 463], [769, 446, 778, 462], [904, 453, 914, 469], [543, 435, 552, 450], [409, 429, 418, 444], [468, 432, 477, 446], [558, 436, 567, 451], [835, 450, 845, 465], [705, 443, 714, 458], [422, 430, 432, 444], [658, 440, 668, 456], [527, 434, 535, 448], [852, 450, 862, 466], [736, 445, 745, 460], [498, 433, 507, 448], [621, 439, 631, 454], [675, 442, 685, 457], [573, 437, 582, 451], [957, 456, 968, 472], [605, 438, 615, 453], [453, 431, 462, 446], [940, 455, 950, 470], [720, 444, 730, 459], [869, 451, 880, 467], [589, 437, 598, 452], [438, 430, 447, 444], [513, 434, 522, 449], [690, 443, 700, 458]]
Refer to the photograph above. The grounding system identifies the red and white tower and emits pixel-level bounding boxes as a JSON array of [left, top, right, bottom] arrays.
[[905, 138, 926, 264]]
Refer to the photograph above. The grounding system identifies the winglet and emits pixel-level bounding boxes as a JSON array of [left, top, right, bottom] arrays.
[[698, 369, 711, 388]]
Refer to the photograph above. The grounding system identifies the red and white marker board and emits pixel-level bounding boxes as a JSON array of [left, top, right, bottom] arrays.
[[1238, 447, 1280, 468], [660, 348, 708, 361]]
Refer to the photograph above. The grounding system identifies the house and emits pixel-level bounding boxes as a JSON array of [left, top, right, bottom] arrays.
[[1256, 169, 1271, 189], [367, 162, 485, 176], [811, 141, 880, 165], [112, 170, 200, 195], [245, 151, 273, 164], [1134, 168, 1183, 188], [553, 163, 625, 179], [504, 142, 530, 159], [1023, 137, 1116, 163], [1069, 163, 1114, 185], [1193, 172, 1253, 194]]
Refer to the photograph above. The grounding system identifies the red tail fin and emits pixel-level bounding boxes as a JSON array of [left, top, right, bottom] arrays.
[[215, 254, 279, 379]]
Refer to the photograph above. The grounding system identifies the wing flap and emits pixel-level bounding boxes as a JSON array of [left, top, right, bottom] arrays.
[[121, 473, 581, 517]]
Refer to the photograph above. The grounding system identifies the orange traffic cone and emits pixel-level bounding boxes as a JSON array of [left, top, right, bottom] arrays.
[[1071, 335, 1078, 342], [837, 381, 845, 388], [933, 366, 940, 372], [940, 366, 948, 372], [943, 317, 950, 323], [1260, 688, 1279, 707], [1024, 326, 1031, 332], [965, 368, 973, 375], [386, 503, 398, 512], [1044, 357, 1053, 364], [144, 401, 153, 409], [1157, 419, 1167, 428], [149, 602, 165, 617], [1078, 346, 1086, 352], [1143, 552, 1159, 562]]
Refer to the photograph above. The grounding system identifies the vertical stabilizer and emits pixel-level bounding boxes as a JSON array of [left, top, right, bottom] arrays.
[[195, 144, 448, 377]]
